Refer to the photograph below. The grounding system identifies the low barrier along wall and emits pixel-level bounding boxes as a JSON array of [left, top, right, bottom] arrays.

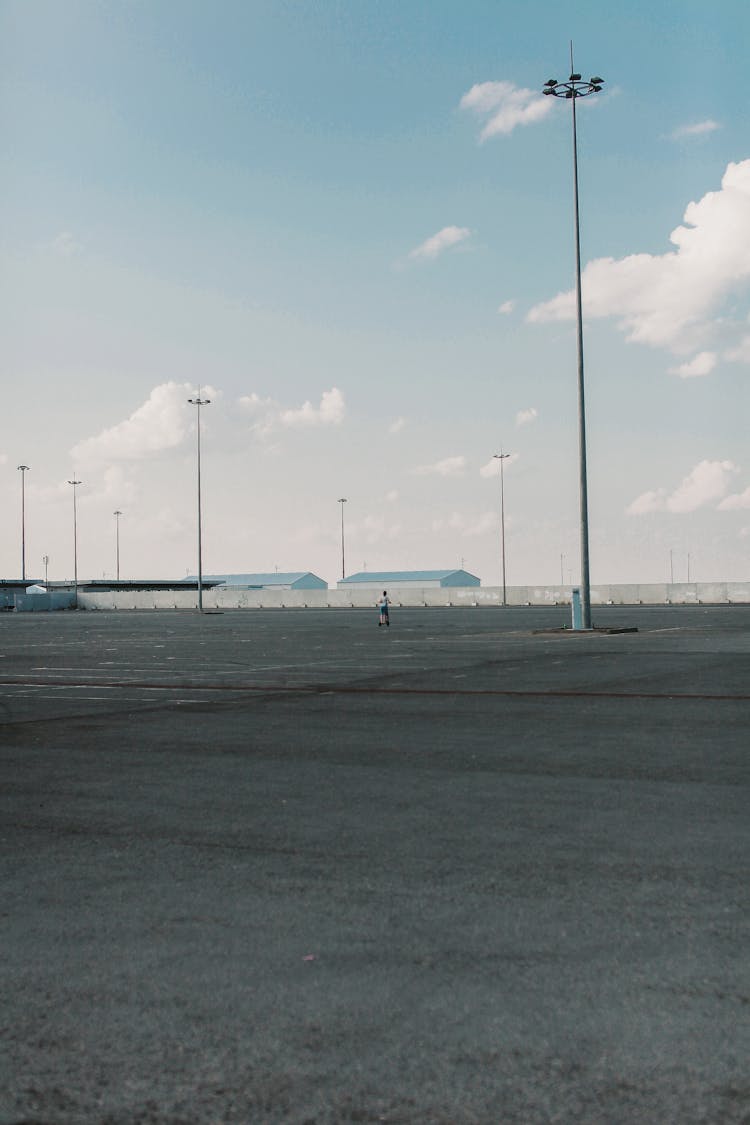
[[76, 581, 750, 611]]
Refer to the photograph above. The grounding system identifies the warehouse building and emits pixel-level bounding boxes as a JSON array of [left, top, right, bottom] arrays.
[[338, 569, 479, 590], [191, 572, 328, 591]]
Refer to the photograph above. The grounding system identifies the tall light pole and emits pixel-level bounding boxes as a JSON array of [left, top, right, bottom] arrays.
[[43, 555, 49, 585], [187, 389, 211, 612], [68, 478, 81, 607], [543, 52, 604, 630], [114, 510, 122, 581], [493, 452, 511, 606], [17, 465, 30, 581], [338, 498, 347, 581]]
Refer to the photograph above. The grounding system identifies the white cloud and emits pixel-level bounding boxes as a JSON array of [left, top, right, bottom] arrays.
[[280, 387, 345, 428], [385, 490, 399, 503], [498, 300, 515, 315], [460, 80, 553, 141], [409, 226, 471, 261], [0, 454, 7, 466], [355, 515, 402, 544], [71, 381, 197, 464], [671, 120, 721, 140], [48, 230, 82, 256], [528, 159, 750, 357], [718, 485, 750, 511], [725, 333, 750, 363], [389, 416, 406, 435], [669, 351, 717, 378], [431, 510, 496, 537], [516, 407, 538, 426], [239, 387, 345, 438], [415, 455, 467, 477], [479, 453, 520, 478], [627, 459, 739, 515]]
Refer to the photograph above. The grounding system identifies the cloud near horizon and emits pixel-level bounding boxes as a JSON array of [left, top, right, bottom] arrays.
[[527, 159, 750, 362], [415, 455, 467, 477], [409, 226, 472, 261], [627, 459, 739, 515], [460, 80, 552, 141]]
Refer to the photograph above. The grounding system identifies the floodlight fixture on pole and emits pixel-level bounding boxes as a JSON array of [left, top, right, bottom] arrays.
[[188, 390, 211, 612], [542, 50, 604, 630], [114, 510, 122, 581], [493, 452, 511, 607], [17, 465, 30, 581], [338, 498, 347, 580], [67, 478, 81, 607]]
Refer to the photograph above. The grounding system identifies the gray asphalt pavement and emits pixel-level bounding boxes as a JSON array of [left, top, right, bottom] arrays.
[[1, 606, 749, 1124]]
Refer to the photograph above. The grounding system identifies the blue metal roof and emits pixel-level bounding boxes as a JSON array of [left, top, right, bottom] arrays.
[[340, 570, 478, 584], [186, 572, 327, 589]]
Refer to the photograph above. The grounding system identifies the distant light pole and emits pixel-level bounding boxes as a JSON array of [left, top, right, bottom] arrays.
[[338, 498, 347, 580], [114, 510, 122, 581], [68, 478, 81, 607], [543, 51, 604, 630], [188, 389, 211, 612], [669, 548, 674, 585], [17, 465, 30, 580], [493, 452, 511, 606], [43, 555, 49, 585]]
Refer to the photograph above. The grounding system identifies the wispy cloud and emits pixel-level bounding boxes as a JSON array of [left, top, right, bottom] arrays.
[[280, 387, 345, 428], [497, 300, 515, 315], [415, 455, 467, 477], [627, 459, 739, 515], [432, 510, 496, 536], [460, 80, 553, 141], [389, 416, 406, 435], [516, 407, 538, 426], [239, 387, 345, 438], [669, 352, 717, 378], [48, 230, 82, 257], [409, 226, 471, 261], [528, 159, 750, 359], [671, 119, 721, 140]]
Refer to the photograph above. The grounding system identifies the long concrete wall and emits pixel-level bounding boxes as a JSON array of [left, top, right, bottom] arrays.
[[77, 581, 750, 611]]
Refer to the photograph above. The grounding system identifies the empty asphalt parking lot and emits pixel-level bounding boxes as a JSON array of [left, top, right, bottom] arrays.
[[1, 605, 749, 1124]]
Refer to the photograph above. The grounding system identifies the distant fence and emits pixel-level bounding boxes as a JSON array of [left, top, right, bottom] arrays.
[[74, 582, 750, 612]]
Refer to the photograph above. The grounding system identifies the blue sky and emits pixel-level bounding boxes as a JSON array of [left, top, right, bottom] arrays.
[[2, 0, 748, 585]]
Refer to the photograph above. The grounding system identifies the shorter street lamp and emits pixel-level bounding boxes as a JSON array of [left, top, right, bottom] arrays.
[[338, 498, 347, 581], [18, 465, 30, 581], [68, 478, 82, 607], [114, 510, 122, 581], [187, 390, 211, 612], [492, 452, 511, 607]]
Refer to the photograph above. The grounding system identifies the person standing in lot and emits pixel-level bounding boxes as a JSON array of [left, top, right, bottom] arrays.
[[378, 590, 390, 627]]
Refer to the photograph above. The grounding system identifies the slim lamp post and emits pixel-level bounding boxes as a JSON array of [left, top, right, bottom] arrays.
[[43, 555, 49, 585], [338, 498, 347, 581], [492, 452, 511, 606], [114, 510, 122, 581], [17, 465, 30, 581], [187, 390, 211, 612], [543, 53, 604, 630], [68, 479, 81, 608]]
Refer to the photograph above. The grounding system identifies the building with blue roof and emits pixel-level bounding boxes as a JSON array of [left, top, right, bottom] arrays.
[[338, 569, 479, 590], [187, 572, 328, 591]]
